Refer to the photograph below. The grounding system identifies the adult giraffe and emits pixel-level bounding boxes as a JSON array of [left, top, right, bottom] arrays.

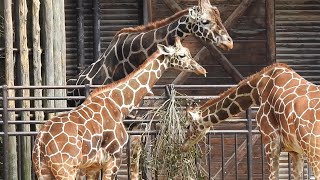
[[32, 40, 207, 179], [67, 0, 233, 106], [182, 63, 320, 179]]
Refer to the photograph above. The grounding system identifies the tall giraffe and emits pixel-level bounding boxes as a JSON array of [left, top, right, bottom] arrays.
[[67, 0, 233, 106], [32, 40, 207, 180], [182, 63, 320, 180]]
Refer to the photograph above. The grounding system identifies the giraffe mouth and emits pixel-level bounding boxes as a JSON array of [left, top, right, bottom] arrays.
[[218, 42, 233, 51], [195, 66, 207, 76]]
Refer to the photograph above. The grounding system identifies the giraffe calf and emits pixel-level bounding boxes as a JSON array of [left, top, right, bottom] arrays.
[[32, 38, 206, 180]]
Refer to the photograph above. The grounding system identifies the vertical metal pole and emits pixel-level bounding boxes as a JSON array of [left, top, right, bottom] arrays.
[[85, 84, 91, 98], [93, 0, 100, 61], [288, 153, 292, 180], [221, 134, 225, 180], [2, 85, 9, 180], [77, 0, 85, 73], [127, 135, 131, 180], [246, 108, 253, 180], [207, 133, 211, 179], [235, 134, 238, 180], [261, 135, 265, 179]]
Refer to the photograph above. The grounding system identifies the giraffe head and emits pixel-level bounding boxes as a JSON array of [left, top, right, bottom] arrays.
[[185, 0, 233, 50], [158, 38, 207, 76], [182, 106, 210, 152]]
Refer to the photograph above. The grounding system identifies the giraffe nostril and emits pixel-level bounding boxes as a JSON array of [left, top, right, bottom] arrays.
[[227, 37, 232, 42]]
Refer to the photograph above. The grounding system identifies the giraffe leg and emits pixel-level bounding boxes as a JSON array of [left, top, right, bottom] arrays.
[[130, 135, 142, 180], [306, 155, 320, 179], [289, 152, 304, 180], [102, 153, 122, 180], [263, 137, 281, 180]]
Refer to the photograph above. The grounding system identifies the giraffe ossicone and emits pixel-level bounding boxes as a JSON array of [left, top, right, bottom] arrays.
[[32, 39, 206, 179], [182, 63, 320, 179]]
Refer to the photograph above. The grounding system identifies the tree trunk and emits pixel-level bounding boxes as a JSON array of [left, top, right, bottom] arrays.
[[4, 0, 18, 179], [44, 0, 54, 118], [32, 0, 44, 131], [18, 0, 31, 179], [53, 0, 63, 108], [60, 0, 67, 104]]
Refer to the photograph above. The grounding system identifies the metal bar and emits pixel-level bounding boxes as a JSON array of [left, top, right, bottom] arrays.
[[2, 85, 9, 180], [85, 84, 91, 97], [221, 134, 225, 180], [246, 108, 253, 180], [127, 135, 131, 180], [93, 0, 100, 61], [207, 133, 211, 179], [77, 0, 85, 73], [288, 153, 291, 180], [261, 135, 265, 180], [235, 134, 238, 180]]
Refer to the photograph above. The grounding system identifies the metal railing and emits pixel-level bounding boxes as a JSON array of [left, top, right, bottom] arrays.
[[0, 84, 314, 180]]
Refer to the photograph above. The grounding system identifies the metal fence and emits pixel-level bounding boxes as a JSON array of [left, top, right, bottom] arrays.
[[0, 85, 315, 180]]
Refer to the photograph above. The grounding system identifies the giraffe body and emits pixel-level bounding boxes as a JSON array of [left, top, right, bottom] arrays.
[[32, 40, 206, 179], [183, 63, 320, 179]]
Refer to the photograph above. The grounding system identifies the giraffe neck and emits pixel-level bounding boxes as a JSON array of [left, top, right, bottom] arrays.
[[77, 10, 190, 85], [200, 81, 259, 126], [85, 52, 169, 118]]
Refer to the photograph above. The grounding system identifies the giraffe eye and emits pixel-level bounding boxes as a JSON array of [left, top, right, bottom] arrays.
[[179, 54, 186, 58], [202, 19, 210, 25]]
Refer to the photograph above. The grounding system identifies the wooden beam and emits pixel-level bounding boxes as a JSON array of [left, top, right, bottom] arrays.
[[53, 0, 64, 108], [224, 0, 254, 29], [197, 37, 244, 82], [32, 0, 44, 131], [143, 0, 153, 24], [60, 0, 67, 107], [266, 0, 276, 65], [77, 0, 84, 72], [44, 0, 54, 118], [4, 0, 18, 179], [18, 0, 32, 179], [93, 0, 100, 61], [162, 0, 182, 13]]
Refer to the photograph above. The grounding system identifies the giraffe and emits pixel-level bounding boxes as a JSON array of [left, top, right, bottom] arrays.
[[182, 63, 320, 180], [67, 0, 233, 107], [32, 39, 207, 180]]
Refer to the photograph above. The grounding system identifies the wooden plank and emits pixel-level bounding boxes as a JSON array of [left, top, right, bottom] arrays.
[[44, 0, 55, 118], [53, 0, 64, 108], [4, 0, 18, 179], [60, 0, 67, 107], [266, 0, 276, 64], [32, 0, 44, 131], [143, 0, 152, 23], [93, 0, 101, 61], [18, 1, 31, 179]]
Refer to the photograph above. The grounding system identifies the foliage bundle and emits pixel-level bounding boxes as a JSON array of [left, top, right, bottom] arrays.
[[142, 88, 209, 180]]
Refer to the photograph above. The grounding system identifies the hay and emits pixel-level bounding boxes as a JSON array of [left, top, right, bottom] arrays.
[[142, 88, 209, 180]]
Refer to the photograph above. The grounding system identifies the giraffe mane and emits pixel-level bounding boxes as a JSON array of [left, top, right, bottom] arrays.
[[116, 9, 189, 35], [86, 51, 162, 100], [200, 63, 292, 110]]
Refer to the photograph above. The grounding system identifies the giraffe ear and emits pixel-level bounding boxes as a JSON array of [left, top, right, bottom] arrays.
[[175, 37, 183, 47], [157, 44, 175, 55]]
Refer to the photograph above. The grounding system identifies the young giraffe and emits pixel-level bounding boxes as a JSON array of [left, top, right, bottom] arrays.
[[32, 40, 207, 180], [67, 0, 233, 106], [182, 63, 320, 179]]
